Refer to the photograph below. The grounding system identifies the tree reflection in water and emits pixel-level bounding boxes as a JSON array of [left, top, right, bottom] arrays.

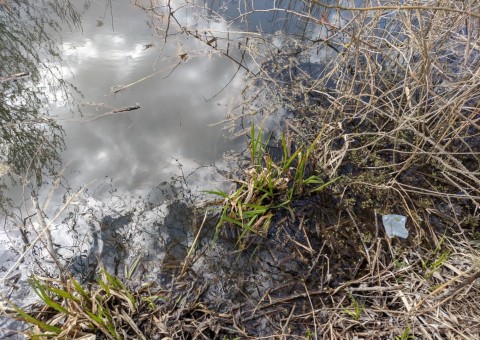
[[0, 0, 89, 210]]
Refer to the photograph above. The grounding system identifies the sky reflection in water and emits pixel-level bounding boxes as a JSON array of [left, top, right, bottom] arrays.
[[56, 1, 242, 198]]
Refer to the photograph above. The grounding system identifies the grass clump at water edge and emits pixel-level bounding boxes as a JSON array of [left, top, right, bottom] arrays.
[[207, 124, 339, 247], [3, 267, 164, 339]]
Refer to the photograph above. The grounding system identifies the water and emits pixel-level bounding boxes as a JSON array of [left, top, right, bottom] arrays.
[[0, 1, 249, 336], [0, 0, 246, 319], [0, 0, 350, 277], [56, 1, 243, 196], [0, 1, 347, 335]]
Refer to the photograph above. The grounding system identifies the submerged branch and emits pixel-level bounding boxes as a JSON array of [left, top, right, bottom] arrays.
[[0, 72, 30, 83]]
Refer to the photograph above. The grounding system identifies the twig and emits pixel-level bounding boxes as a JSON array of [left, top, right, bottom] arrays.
[[0, 72, 30, 82], [31, 193, 66, 282], [348, 284, 405, 292], [82, 105, 141, 122], [0, 186, 87, 285], [179, 209, 208, 277], [310, 2, 480, 19]]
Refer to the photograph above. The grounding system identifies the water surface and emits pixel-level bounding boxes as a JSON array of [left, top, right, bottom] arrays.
[[57, 1, 243, 198]]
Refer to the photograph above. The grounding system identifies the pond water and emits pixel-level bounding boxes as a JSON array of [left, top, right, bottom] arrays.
[[54, 1, 245, 198], [3, 1, 478, 338], [0, 0, 347, 335], [1, 0, 248, 320]]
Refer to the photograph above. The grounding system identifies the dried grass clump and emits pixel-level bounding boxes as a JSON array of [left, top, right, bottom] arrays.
[[239, 0, 480, 241], [225, 1, 480, 337], [315, 233, 480, 339], [161, 211, 479, 339]]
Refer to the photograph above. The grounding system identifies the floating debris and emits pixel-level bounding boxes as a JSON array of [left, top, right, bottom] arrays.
[[382, 214, 408, 239]]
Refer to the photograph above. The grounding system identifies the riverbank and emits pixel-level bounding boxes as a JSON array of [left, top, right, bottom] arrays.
[[118, 1, 480, 337], [5, 1, 480, 339]]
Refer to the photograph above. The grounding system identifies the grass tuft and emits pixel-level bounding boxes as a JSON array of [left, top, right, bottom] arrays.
[[6, 267, 164, 339], [208, 124, 338, 247]]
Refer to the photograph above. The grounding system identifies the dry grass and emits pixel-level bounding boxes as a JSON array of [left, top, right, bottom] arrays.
[[229, 2, 480, 335], [241, 0, 480, 214], [312, 232, 480, 339], [160, 210, 479, 339], [195, 0, 480, 337]]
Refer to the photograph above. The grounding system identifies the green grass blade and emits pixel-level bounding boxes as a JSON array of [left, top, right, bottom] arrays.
[[221, 215, 245, 227], [237, 219, 257, 242], [303, 175, 322, 185], [9, 302, 62, 334], [30, 277, 70, 315], [204, 190, 230, 198], [86, 311, 104, 325], [106, 322, 120, 340], [97, 277, 111, 296], [281, 133, 288, 161], [273, 200, 291, 208], [310, 176, 340, 193], [103, 270, 125, 290], [126, 255, 142, 280], [46, 286, 80, 303], [68, 275, 90, 301], [306, 128, 325, 158], [282, 148, 302, 171]]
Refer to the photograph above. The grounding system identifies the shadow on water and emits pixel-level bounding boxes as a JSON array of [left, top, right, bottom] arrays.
[[68, 199, 194, 286], [35, 164, 208, 284]]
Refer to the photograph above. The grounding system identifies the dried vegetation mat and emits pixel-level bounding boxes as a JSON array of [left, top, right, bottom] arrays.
[[172, 209, 480, 339], [2, 218, 478, 339]]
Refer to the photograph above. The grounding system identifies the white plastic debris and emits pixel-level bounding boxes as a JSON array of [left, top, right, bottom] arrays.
[[382, 214, 408, 239]]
